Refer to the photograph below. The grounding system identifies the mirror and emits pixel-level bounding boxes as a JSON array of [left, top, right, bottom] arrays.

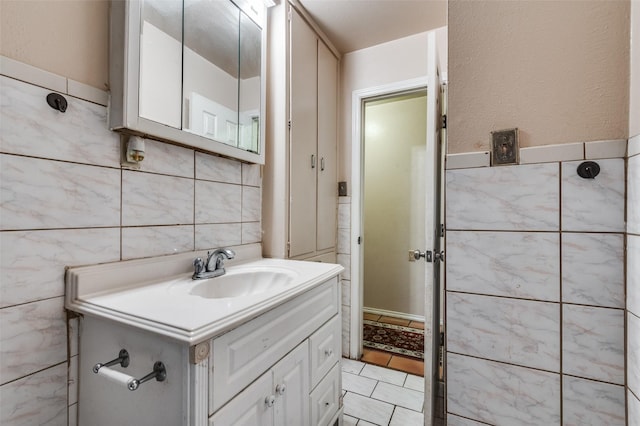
[[133, 0, 263, 157], [239, 12, 262, 153], [139, 0, 183, 128], [183, 0, 240, 146]]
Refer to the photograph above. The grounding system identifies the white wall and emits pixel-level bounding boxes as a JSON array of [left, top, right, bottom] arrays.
[[339, 27, 446, 187]]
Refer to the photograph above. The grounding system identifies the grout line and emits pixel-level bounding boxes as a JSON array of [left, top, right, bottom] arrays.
[[444, 290, 626, 310]]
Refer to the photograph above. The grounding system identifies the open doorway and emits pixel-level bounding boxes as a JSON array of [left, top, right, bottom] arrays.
[[360, 89, 428, 376]]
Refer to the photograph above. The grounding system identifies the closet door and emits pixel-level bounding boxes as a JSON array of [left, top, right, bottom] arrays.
[[316, 41, 338, 252], [288, 7, 318, 258]]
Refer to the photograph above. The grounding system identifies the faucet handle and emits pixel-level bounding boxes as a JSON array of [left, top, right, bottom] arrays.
[[193, 257, 205, 274]]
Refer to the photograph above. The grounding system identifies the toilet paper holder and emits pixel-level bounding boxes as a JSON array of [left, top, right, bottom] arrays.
[[93, 348, 167, 391]]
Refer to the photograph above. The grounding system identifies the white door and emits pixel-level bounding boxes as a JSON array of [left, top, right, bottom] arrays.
[[422, 31, 444, 425], [288, 6, 318, 258], [273, 342, 309, 425]]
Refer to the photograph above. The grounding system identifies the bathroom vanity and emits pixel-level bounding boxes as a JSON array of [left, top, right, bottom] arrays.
[[65, 246, 343, 425]]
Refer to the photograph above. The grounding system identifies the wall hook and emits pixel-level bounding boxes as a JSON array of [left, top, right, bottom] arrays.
[[577, 161, 600, 179], [46, 93, 68, 113]]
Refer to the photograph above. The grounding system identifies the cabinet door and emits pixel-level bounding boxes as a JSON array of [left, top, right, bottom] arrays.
[[316, 41, 338, 252], [289, 6, 318, 258], [209, 372, 274, 426], [273, 341, 310, 425]]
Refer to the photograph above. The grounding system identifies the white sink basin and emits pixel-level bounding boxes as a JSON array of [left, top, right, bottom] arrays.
[[189, 267, 298, 299]]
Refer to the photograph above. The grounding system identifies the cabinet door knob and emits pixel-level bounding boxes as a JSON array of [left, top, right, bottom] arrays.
[[265, 395, 276, 407], [324, 349, 333, 357], [320, 157, 325, 171], [311, 154, 316, 169], [276, 384, 286, 395]]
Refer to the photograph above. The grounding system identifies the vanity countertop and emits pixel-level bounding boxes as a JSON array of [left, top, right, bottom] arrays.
[[65, 247, 343, 345]]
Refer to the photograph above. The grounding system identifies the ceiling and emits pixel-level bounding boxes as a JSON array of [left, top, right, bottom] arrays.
[[298, 0, 447, 54]]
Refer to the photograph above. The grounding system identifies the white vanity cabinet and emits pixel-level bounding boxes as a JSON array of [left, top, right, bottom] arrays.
[[72, 258, 343, 426]]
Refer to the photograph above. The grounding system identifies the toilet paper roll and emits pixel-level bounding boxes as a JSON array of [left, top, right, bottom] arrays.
[[96, 366, 135, 388]]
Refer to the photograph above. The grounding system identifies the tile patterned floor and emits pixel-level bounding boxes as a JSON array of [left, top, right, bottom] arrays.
[[362, 313, 425, 377], [342, 357, 425, 426]]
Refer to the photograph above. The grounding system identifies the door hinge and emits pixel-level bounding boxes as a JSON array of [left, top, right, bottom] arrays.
[[288, 120, 292, 130], [440, 224, 445, 237], [357, 236, 362, 245], [440, 332, 444, 346], [441, 114, 447, 129]]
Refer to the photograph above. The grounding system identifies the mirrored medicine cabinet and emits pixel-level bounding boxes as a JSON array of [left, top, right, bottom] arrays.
[[110, 0, 266, 164]]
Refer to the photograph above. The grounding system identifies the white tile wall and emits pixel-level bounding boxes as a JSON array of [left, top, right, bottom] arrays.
[[195, 181, 242, 223], [562, 305, 625, 385], [337, 196, 351, 358], [628, 312, 640, 398], [122, 171, 194, 226], [561, 159, 625, 232], [0, 155, 121, 230], [447, 293, 560, 372], [0, 363, 68, 425], [562, 376, 625, 426], [195, 151, 242, 184], [520, 142, 583, 164], [195, 223, 242, 249], [446, 150, 627, 424], [446, 414, 488, 425], [121, 225, 194, 259], [584, 139, 627, 160], [447, 353, 561, 425], [0, 76, 119, 167], [0, 228, 120, 307], [629, 389, 640, 426], [0, 75, 261, 424], [0, 297, 67, 384], [137, 139, 194, 178], [446, 231, 559, 301], [561, 233, 625, 308], [446, 163, 559, 231], [241, 163, 261, 187], [629, 154, 640, 235], [627, 135, 640, 423]]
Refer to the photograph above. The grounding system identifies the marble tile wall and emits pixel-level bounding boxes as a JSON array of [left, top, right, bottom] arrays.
[[628, 133, 640, 423], [337, 196, 352, 358], [0, 75, 262, 425], [445, 150, 626, 424]]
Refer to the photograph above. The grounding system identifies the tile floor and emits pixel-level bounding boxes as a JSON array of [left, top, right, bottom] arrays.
[[342, 357, 426, 426], [362, 313, 425, 377]]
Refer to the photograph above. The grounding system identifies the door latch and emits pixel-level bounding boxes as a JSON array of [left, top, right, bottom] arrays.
[[408, 250, 432, 262], [409, 250, 444, 263]]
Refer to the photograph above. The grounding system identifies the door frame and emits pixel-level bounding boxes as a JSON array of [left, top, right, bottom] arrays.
[[349, 77, 429, 360]]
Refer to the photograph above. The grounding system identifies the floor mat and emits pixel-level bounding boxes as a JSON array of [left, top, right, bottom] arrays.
[[362, 319, 424, 360]]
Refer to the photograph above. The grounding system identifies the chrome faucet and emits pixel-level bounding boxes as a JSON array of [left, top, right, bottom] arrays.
[[192, 248, 236, 280]]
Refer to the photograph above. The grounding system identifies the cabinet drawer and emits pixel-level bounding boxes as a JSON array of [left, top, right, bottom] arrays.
[[210, 278, 339, 413], [309, 362, 341, 426], [309, 314, 341, 388]]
